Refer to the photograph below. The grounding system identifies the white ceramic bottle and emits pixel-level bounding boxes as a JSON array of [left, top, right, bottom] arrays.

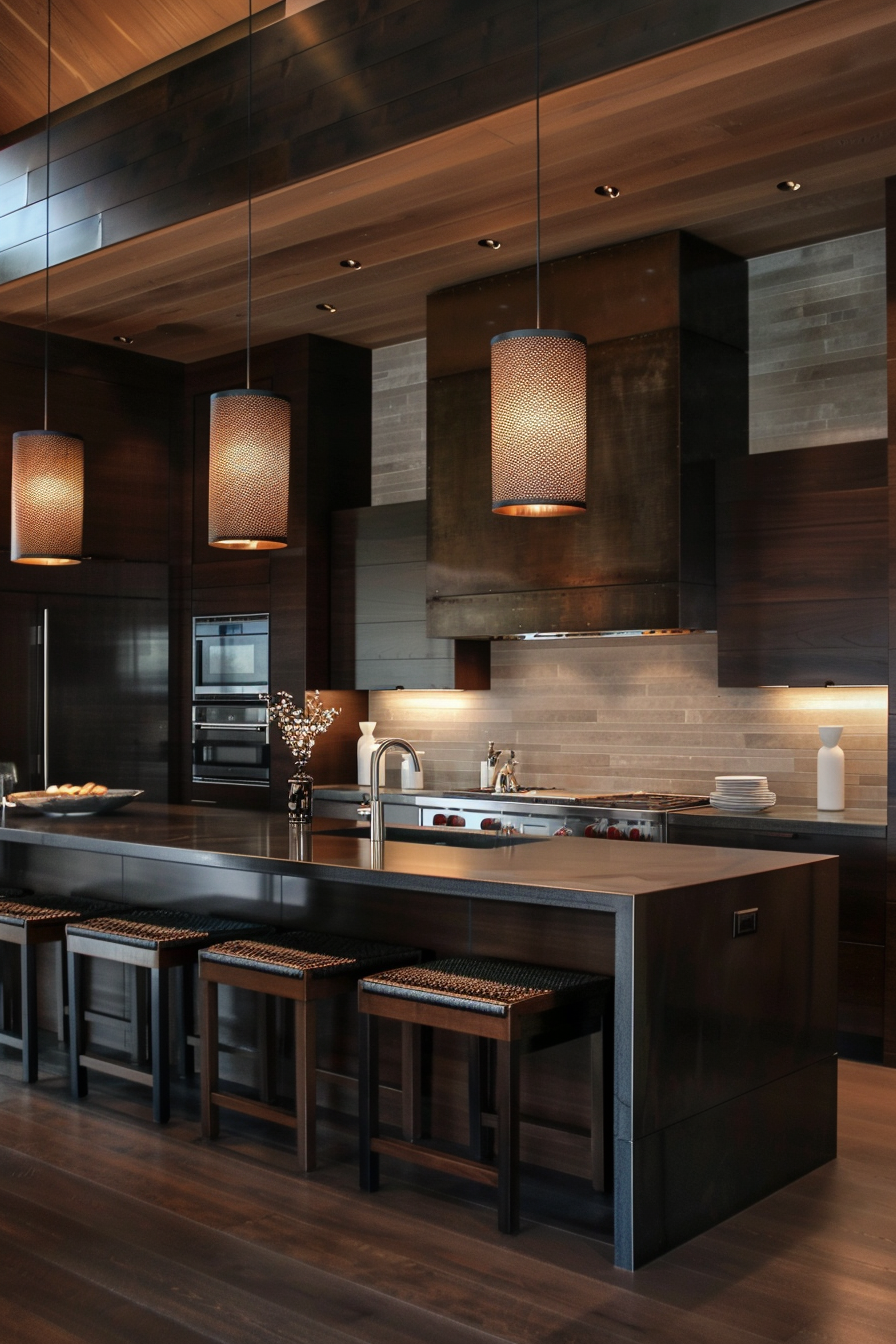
[[357, 721, 378, 786], [817, 726, 845, 811]]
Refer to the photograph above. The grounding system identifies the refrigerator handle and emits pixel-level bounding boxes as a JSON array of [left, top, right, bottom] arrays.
[[41, 607, 49, 790]]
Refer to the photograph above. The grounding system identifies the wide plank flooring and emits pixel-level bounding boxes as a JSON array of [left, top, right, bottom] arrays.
[[0, 1053, 894, 1343]]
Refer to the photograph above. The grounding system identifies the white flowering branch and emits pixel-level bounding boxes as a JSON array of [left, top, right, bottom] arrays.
[[262, 690, 340, 770]]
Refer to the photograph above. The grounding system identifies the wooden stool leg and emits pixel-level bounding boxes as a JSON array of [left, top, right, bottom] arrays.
[[468, 1036, 494, 1161], [176, 963, 195, 1079], [259, 994, 277, 1105], [20, 944, 38, 1083], [150, 966, 170, 1124], [55, 940, 67, 1043], [294, 999, 317, 1173], [359, 1010, 380, 1192], [67, 950, 87, 1098], [401, 1022, 422, 1141], [199, 978, 219, 1139], [496, 1038, 521, 1234]]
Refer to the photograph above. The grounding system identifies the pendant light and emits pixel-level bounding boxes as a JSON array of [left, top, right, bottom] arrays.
[[491, 0, 587, 517], [208, 0, 290, 550], [11, 0, 84, 566]]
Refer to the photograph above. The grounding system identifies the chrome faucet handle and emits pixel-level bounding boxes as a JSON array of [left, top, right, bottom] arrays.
[[357, 803, 371, 819]]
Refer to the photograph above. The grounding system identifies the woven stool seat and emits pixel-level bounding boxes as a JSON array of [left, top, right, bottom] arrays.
[[361, 955, 604, 1018], [0, 894, 118, 929], [69, 908, 262, 951], [202, 930, 420, 981]]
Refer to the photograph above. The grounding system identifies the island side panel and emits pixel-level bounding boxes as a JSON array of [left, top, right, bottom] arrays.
[[626, 853, 839, 1267]]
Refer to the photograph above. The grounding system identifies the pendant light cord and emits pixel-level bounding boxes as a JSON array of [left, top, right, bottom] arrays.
[[246, 0, 253, 390], [535, 0, 541, 331], [44, 0, 51, 432]]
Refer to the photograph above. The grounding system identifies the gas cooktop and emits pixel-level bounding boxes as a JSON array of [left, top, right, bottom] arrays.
[[444, 789, 709, 811]]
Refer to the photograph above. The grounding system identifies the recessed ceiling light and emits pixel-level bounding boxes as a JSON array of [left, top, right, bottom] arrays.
[[340, 258, 362, 269], [594, 185, 620, 199], [777, 180, 801, 192], [112, 335, 134, 344], [316, 302, 337, 313], [478, 238, 501, 249]]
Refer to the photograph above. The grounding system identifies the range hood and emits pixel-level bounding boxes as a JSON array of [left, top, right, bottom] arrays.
[[426, 232, 747, 639]]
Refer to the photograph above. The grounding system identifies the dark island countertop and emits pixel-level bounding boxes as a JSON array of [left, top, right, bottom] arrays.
[[0, 801, 831, 911]]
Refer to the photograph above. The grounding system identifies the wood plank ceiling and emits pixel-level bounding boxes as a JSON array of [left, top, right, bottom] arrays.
[[0, 1, 287, 139], [0, 0, 895, 360]]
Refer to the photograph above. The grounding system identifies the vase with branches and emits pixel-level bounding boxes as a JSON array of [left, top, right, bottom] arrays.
[[263, 690, 340, 825]]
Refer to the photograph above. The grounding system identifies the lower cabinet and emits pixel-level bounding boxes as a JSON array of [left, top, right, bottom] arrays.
[[669, 821, 886, 1061]]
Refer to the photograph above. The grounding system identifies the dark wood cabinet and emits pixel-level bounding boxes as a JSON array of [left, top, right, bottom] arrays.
[[669, 819, 886, 1059], [0, 324, 179, 797], [716, 439, 888, 687], [331, 502, 490, 690]]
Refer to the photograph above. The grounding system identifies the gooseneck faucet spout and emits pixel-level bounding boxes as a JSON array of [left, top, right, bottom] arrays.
[[368, 737, 421, 864]]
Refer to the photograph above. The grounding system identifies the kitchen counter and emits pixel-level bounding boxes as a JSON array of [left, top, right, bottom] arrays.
[[0, 802, 838, 1272], [670, 804, 886, 838], [316, 787, 886, 838]]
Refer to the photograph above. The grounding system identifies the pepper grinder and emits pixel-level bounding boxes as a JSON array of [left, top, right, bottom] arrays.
[[817, 726, 845, 811]]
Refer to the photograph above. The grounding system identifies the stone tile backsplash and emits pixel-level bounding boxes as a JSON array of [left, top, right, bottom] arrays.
[[369, 633, 887, 807]]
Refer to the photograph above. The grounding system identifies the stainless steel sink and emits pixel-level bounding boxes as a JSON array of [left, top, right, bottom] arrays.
[[317, 824, 546, 848]]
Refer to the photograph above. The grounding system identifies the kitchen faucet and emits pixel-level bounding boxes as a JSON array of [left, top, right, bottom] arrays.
[[365, 737, 421, 863]]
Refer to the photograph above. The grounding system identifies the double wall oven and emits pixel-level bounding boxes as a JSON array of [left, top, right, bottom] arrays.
[[192, 615, 270, 788]]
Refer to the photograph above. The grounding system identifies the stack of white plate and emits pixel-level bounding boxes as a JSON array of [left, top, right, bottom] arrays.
[[710, 776, 776, 812]]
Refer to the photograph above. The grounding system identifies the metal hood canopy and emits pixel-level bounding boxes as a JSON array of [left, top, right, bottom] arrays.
[[426, 231, 748, 639]]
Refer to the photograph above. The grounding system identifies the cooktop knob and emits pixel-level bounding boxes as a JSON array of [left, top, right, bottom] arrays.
[[447, 814, 466, 827], [432, 813, 448, 826], [553, 826, 573, 836]]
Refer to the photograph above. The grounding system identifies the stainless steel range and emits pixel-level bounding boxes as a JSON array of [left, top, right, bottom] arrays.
[[416, 790, 709, 842]]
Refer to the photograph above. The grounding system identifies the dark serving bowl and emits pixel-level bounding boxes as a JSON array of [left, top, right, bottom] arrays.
[[7, 789, 144, 818]]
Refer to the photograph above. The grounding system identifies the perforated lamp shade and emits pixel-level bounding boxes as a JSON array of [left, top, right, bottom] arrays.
[[11, 430, 84, 564], [491, 329, 588, 516], [208, 388, 290, 548]]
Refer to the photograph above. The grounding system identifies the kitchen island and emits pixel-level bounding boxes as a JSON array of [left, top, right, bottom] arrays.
[[0, 802, 837, 1270]]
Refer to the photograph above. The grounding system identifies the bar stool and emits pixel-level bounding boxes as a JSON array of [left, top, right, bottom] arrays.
[[67, 908, 263, 1123], [357, 955, 613, 1233], [199, 930, 422, 1171], [0, 890, 118, 1082]]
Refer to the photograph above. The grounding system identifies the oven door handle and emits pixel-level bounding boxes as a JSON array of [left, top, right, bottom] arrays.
[[192, 723, 267, 732]]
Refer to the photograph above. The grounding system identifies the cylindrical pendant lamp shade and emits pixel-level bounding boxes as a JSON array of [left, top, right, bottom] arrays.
[[491, 329, 588, 516], [11, 430, 84, 564], [208, 388, 290, 549]]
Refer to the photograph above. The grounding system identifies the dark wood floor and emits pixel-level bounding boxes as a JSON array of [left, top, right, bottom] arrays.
[[0, 1051, 894, 1344]]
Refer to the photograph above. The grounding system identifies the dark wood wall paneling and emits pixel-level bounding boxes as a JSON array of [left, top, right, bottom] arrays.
[[716, 440, 889, 688], [0, 321, 180, 796], [0, 0, 809, 283], [426, 231, 748, 639], [179, 333, 372, 809]]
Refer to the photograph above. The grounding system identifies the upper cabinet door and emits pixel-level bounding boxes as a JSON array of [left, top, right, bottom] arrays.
[[716, 440, 888, 687]]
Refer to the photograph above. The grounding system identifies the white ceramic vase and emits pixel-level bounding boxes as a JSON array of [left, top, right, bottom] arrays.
[[817, 726, 845, 811], [357, 721, 378, 786]]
